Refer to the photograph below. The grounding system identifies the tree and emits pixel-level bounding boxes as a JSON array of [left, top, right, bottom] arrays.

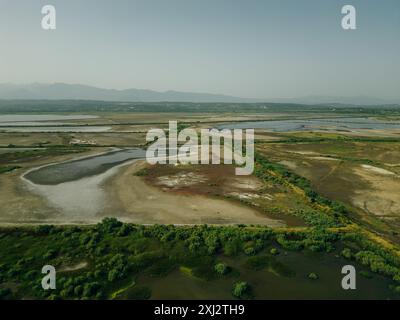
[[223, 241, 240, 256], [341, 248, 352, 259], [0, 288, 11, 299], [204, 234, 220, 254], [270, 248, 279, 255], [98, 218, 123, 233], [117, 224, 133, 237], [308, 273, 319, 280], [83, 282, 101, 297], [74, 285, 83, 296], [35, 225, 55, 235], [108, 269, 124, 282], [214, 263, 229, 275], [244, 247, 256, 255], [232, 282, 251, 299]]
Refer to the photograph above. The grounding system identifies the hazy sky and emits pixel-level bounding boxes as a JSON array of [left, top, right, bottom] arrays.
[[0, 0, 399, 99]]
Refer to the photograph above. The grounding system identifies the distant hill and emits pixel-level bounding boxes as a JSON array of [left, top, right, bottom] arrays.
[[270, 95, 400, 106], [0, 83, 257, 103], [0, 83, 398, 105]]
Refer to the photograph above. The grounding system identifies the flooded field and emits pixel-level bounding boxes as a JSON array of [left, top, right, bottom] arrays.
[[0, 126, 112, 132], [0, 114, 98, 123], [218, 117, 400, 132], [0, 114, 110, 132], [137, 250, 396, 300]]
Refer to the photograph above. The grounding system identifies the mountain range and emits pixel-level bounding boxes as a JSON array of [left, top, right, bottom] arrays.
[[0, 83, 398, 105]]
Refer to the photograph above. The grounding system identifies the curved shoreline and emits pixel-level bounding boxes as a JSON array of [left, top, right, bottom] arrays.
[[20, 147, 120, 186], [17, 148, 285, 227], [21, 147, 147, 186]]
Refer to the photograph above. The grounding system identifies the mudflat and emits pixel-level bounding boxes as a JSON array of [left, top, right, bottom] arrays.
[[103, 160, 284, 226]]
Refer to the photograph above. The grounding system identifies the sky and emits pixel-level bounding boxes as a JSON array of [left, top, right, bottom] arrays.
[[0, 0, 399, 99]]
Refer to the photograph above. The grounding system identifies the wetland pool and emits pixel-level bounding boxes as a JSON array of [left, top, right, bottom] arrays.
[[135, 250, 397, 300], [217, 117, 400, 132], [24, 148, 146, 185], [21, 149, 146, 220]]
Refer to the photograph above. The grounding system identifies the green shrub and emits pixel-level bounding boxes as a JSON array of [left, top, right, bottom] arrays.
[[308, 273, 319, 280], [0, 288, 11, 299], [341, 248, 353, 259], [232, 282, 252, 299], [270, 248, 279, 255], [214, 263, 229, 275]]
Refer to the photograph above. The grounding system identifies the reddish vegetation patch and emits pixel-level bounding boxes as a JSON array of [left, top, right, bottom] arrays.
[[141, 164, 262, 197]]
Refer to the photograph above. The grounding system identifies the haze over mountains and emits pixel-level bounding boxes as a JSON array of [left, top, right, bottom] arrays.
[[0, 83, 398, 105]]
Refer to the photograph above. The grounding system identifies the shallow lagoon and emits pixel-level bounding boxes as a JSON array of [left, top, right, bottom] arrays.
[[22, 149, 146, 221], [217, 117, 400, 132], [0, 114, 98, 123], [0, 114, 107, 132], [1, 126, 111, 132], [24, 148, 146, 185]]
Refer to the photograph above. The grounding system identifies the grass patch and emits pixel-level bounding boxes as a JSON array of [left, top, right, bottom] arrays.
[[0, 166, 20, 174], [119, 285, 151, 300]]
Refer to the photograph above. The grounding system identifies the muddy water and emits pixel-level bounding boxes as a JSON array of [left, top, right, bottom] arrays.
[[22, 149, 146, 221], [0, 114, 109, 132], [1, 126, 111, 132], [0, 114, 98, 123], [25, 148, 146, 185], [138, 250, 397, 300], [23, 160, 141, 221], [218, 117, 400, 132]]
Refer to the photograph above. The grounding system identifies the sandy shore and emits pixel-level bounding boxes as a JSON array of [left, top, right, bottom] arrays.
[[103, 160, 284, 226], [0, 148, 109, 224], [1, 147, 284, 226]]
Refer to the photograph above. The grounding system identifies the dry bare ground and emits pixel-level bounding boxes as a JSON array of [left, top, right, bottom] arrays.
[[103, 161, 284, 226], [352, 165, 400, 217]]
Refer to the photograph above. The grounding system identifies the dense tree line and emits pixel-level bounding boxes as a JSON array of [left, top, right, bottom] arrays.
[[0, 218, 400, 300]]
